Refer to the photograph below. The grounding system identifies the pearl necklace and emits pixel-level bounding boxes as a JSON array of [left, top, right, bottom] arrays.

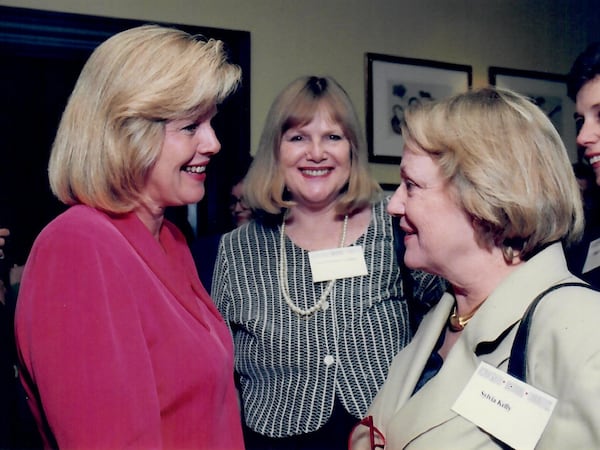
[[279, 213, 348, 317]]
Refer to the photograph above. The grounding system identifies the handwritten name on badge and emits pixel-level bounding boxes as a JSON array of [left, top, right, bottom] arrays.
[[308, 246, 368, 282], [452, 362, 557, 450]]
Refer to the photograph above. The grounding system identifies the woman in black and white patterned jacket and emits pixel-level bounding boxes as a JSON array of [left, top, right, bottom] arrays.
[[212, 75, 444, 450]]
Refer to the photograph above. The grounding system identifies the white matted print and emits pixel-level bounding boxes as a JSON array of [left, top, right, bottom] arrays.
[[490, 67, 577, 162], [366, 53, 472, 164]]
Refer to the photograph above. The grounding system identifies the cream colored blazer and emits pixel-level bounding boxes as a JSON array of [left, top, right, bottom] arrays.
[[350, 243, 600, 450]]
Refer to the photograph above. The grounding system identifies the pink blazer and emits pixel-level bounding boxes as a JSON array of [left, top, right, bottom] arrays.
[[16, 205, 244, 449]]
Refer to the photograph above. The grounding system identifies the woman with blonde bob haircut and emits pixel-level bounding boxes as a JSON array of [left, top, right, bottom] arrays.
[[402, 86, 584, 260], [350, 87, 600, 449], [213, 75, 444, 450], [16, 25, 245, 449], [49, 24, 240, 213], [243, 75, 380, 216]]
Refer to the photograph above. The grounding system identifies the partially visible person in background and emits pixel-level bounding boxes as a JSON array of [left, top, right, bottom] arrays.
[[191, 153, 253, 291], [0, 227, 26, 300], [0, 225, 39, 449], [0, 228, 8, 261], [565, 42, 600, 287], [573, 161, 598, 206], [14, 25, 244, 449], [350, 87, 600, 450], [212, 75, 445, 450], [0, 226, 15, 449], [229, 157, 253, 227]]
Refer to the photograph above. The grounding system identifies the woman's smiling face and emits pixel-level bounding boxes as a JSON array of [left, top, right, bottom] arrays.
[[387, 143, 478, 279], [576, 76, 600, 185], [279, 105, 351, 210], [138, 106, 221, 211]]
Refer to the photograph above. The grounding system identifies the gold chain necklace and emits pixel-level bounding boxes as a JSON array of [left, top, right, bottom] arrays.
[[448, 302, 483, 332], [279, 213, 348, 317]]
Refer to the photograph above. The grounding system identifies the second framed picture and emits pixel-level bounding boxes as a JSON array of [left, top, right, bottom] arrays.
[[366, 53, 472, 164], [489, 66, 577, 161]]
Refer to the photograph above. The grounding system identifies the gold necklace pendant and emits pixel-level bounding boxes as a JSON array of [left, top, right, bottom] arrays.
[[448, 308, 469, 332], [447, 302, 482, 332]]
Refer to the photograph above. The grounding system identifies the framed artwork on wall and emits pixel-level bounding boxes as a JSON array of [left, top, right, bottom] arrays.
[[366, 53, 472, 164], [489, 67, 577, 162]]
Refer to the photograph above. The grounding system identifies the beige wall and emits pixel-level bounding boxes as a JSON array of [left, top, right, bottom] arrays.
[[2, 0, 598, 183]]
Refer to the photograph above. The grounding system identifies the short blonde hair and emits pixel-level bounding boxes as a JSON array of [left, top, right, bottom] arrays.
[[49, 25, 241, 213], [244, 76, 380, 217], [402, 87, 583, 261]]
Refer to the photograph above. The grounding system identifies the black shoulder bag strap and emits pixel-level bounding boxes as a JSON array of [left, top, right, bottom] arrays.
[[507, 281, 592, 381]]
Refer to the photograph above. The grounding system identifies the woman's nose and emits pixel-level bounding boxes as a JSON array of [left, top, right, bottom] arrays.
[[387, 185, 406, 216], [577, 119, 600, 149], [305, 142, 326, 161], [198, 124, 221, 155]]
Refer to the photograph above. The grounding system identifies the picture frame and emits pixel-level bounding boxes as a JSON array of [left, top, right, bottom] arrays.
[[366, 53, 472, 164], [489, 67, 577, 161]]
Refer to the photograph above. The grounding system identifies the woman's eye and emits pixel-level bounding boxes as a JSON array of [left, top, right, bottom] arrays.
[[404, 180, 416, 192], [182, 123, 199, 134], [288, 134, 304, 142], [328, 134, 343, 141]]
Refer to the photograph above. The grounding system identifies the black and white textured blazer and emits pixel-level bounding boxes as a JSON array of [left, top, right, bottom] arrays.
[[212, 198, 444, 438]]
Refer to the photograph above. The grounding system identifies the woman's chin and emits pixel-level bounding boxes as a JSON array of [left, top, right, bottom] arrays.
[[403, 254, 427, 272], [182, 187, 206, 205]]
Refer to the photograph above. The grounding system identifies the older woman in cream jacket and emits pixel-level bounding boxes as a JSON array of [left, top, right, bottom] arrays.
[[350, 87, 600, 450]]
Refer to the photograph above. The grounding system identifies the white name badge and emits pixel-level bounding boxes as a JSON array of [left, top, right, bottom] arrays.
[[582, 237, 600, 274], [451, 362, 557, 450], [308, 246, 368, 282]]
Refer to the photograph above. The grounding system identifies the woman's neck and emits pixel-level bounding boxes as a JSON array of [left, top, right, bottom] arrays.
[[448, 246, 522, 315], [283, 203, 371, 251], [133, 202, 165, 241], [439, 260, 521, 360], [283, 206, 345, 251]]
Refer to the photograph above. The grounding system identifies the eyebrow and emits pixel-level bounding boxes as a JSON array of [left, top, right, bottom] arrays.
[[399, 166, 409, 180]]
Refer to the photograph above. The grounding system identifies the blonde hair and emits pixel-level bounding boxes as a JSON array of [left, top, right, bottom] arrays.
[[401, 87, 583, 261], [49, 24, 241, 213], [244, 76, 380, 217]]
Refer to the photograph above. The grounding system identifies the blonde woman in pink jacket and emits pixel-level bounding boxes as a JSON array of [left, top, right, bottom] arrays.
[[15, 25, 243, 449]]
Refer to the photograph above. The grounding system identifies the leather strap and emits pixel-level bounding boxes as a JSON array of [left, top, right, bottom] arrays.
[[507, 282, 591, 381]]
